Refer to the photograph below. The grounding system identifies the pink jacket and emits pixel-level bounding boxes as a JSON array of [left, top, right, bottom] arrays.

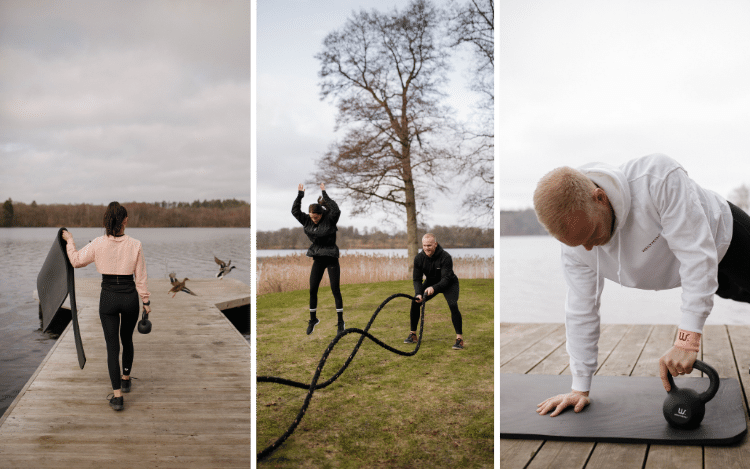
[[66, 234, 150, 303]]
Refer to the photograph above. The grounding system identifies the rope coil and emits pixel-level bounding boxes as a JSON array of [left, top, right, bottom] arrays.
[[257, 293, 426, 461]]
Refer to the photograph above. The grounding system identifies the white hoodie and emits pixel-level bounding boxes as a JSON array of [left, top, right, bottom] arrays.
[[561, 154, 733, 392]]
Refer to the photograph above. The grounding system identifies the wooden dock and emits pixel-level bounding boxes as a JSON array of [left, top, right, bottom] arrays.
[[0, 278, 250, 469], [501, 322, 750, 469]]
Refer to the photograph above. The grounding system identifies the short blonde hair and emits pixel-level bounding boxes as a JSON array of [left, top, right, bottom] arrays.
[[533, 166, 596, 237], [422, 233, 437, 244]]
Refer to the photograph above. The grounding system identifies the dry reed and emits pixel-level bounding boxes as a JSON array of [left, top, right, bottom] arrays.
[[256, 252, 494, 295]]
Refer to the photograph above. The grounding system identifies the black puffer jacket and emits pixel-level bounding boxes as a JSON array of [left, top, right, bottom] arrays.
[[412, 244, 458, 296], [292, 190, 341, 258]]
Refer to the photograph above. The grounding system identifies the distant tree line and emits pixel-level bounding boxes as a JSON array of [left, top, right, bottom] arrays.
[[257, 225, 494, 250], [0, 198, 250, 228]]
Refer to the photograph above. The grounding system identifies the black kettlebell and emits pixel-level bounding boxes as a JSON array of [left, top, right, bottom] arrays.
[[137, 308, 152, 334], [663, 359, 720, 429]]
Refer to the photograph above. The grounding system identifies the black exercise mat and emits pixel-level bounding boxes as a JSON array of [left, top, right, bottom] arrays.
[[501, 373, 747, 445], [36, 227, 86, 369]]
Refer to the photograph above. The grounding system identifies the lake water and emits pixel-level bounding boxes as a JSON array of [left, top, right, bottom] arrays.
[[0, 227, 250, 419], [258, 247, 494, 258], [500, 236, 750, 325]]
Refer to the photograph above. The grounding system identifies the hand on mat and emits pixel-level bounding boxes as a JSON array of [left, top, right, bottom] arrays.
[[536, 390, 590, 417], [61, 230, 73, 243], [659, 346, 698, 392]]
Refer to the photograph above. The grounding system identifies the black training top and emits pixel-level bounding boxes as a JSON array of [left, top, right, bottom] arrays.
[[412, 244, 459, 296], [292, 190, 341, 258]]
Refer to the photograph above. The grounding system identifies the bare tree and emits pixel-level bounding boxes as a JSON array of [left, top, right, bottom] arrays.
[[315, 0, 454, 260], [448, 0, 494, 225], [448, 0, 494, 105], [729, 183, 750, 211]]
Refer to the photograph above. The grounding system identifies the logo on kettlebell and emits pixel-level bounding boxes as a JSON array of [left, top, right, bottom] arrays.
[[673, 407, 689, 420]]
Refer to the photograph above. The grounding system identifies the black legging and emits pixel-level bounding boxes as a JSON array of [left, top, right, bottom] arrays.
[[99, 283, 139, 390], [716, 201, 750, 303], [410, 280, 463, 334], [309, 256, 343, 310]]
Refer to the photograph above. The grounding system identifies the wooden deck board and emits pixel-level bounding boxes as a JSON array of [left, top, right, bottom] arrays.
[[501, 322, 750, 469], [0, 278, 250, 469]]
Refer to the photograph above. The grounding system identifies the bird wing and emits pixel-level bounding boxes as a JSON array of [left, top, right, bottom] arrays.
[[214, 256, 226, 267]]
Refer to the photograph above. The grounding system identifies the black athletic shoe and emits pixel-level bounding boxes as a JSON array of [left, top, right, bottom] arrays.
[[307, 318, 320, 335], [337, 320, 345, 334], [404, 332, 417, 344], [121, 377, 133, 393], [108, 395, 123, 411], [452, 338, 464, 350]]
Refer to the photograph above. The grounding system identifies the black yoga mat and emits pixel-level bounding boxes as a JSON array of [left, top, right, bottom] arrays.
[[36, 227, 86, 369], [501, 373, 747, 445]]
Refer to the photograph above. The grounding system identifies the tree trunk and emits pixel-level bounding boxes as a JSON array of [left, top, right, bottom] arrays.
[[402, 149, 420, 262]]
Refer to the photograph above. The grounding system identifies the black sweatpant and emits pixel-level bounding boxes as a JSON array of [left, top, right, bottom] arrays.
[[410, 280, 463, 334], [716, 201, 750, 303], [99, 283, 139, 391], [309, 256, 343, 310]]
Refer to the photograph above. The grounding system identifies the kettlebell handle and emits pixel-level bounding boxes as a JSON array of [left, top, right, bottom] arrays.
[[666, 359, 720, 403]]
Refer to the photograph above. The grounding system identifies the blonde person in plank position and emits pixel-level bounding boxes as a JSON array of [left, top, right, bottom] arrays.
[[533, 154, 750, 417]]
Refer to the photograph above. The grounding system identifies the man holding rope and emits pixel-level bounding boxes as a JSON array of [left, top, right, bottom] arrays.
[[405, 233, 465, 350]]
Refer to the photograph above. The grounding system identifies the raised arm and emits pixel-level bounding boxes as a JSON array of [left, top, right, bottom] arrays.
[[291, 185, 310, 226], [320, 184, 340, 225]]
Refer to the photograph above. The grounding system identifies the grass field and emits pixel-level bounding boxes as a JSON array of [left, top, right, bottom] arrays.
[[256, 253, 494, 295], [256, 279, 494, 468]]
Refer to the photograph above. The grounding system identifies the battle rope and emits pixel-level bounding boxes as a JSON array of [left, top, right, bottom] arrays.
[[257, 293, 426, 461]]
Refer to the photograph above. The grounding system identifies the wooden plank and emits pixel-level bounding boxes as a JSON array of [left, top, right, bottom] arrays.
[[525, 440, 593, 469], [0, 278, 250, 469], [560, 323, 632, 377], [501, 323, 554, 365], [500, 324, 566, 374], [499, 438, 544, 469], [704, 325, 750, 469], [584, 324, 652, 469], [596, 324, 652, 376], [631, 324, 677, 378]]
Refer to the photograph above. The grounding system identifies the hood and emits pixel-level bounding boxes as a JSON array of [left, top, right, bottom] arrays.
[[578, 162, 631, 238]]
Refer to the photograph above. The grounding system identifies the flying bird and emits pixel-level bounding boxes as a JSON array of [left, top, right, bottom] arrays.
[[168, 272, 196, 297], [214, 256, 236, 279]]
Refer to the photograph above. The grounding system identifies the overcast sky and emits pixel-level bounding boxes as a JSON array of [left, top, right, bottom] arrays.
[[0, 0, 250, 206], [500, 0, 750, 210], [256, 0, 489, 232]]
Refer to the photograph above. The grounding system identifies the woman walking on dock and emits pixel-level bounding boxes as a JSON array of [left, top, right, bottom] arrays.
[[292, 183, 345, 335], [62, 202, 151, 411]]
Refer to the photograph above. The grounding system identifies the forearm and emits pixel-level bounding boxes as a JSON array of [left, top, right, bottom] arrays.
[[291, 191, 306, 223], [321, 190, 341, 220]]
